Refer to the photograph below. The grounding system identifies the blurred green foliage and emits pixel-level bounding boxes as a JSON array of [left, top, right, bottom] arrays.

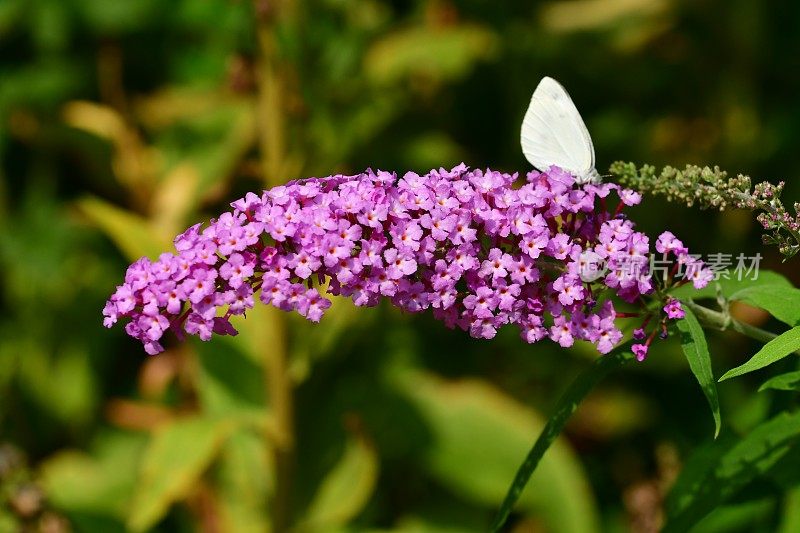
[[1, 0, 799, 531]]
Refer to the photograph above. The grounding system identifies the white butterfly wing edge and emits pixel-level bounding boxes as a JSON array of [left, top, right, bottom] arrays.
[[520, 76, 598, 184]]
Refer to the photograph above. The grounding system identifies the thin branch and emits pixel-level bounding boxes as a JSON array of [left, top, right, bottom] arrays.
[[683, 300, 800, 355]]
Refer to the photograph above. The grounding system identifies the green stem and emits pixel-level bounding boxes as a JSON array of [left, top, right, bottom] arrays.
[[254, 0, 295, 187], [684, 300, 800, 355], [490, 350, 634, 532], [252, 2, 297, 529], [263, 309, 294, 533]]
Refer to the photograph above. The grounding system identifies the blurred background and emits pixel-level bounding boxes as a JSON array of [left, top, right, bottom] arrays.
[[1, 0, 799, 531]]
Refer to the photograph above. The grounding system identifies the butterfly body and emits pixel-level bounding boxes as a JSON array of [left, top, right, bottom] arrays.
[[520, 76, 599, 184]]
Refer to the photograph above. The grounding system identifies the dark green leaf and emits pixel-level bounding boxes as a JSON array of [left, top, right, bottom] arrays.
[[664, 411, 800, 532], [766, 441, 800, 490], [364, 24, 498, 85], [689, 499, 776, 533], [779, 488, 800, 533], [488, 351, 633, 532], [394, 367, 606, 533], [730, 285, 800, 326], [214, 431, 271, 533], [670, 271, 791, 301], [677, 306, 721, 437], [299, 429, 378, 530], [194, 335, 266, 417], [40, 432, 145, 519], [759, 370, 800, 392], [77, 196, 169, 262], [720, 327, 800, 381], [128, 416, 236, 532]]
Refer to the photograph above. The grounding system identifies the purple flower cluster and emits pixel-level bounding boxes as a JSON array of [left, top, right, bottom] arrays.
[[103, 164, 712, 356]]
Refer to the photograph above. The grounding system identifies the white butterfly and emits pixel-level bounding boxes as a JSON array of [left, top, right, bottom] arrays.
[[520, 76, 600, 184]]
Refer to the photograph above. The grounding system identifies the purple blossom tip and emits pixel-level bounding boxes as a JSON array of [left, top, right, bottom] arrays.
[[663, 298, 685, 319], [632, 343, 649, 362]]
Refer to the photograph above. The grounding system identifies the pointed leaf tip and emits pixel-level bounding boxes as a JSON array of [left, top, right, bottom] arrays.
[[719, 326, 800, 382]]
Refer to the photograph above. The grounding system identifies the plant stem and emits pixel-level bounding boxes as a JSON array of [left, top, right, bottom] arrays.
[[683, 300, 800, 355], [263, 309, 294, 532], [732, 190, 800, 250], [490, 350, 634, 532], [253, 1, 296, 529], [254, 0, 294, 186]]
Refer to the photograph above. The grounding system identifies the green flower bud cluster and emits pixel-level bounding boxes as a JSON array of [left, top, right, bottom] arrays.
[[609, 161, 800, 260]]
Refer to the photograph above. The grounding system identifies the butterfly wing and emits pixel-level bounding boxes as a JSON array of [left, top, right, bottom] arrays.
[[520, 76, 595, 182]]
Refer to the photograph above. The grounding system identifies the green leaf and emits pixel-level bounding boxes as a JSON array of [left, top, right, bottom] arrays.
[[759, 370, 800, 392], [128, 416, 236, 532], [719, 327, 800, 381], [194, 303, 300, 430], [487, 351, 632, 532], [76, 0, 160, 34], [393, 356, 629, 533], [299, 429, 379, 530], [40, 431, 146, 519], [194, 335, 266, 417], [729, 285, 800, 326], [676, 306, 721, 437], [402, 132, 465, 170], [664, 410, 800, 532], [670, 270, 791, 301], [17, 343, 97, 426], [214, 431, 272, 533], [779, 488, 800, 533], [77, 196, 169, 262], [365, 24, 498, 85], [766, 440, 800, 489], [688, 498, 776, 533]]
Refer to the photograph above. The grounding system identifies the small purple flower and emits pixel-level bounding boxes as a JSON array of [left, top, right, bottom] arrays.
[[684, 259, 714, 289], [390, 220, 423, 252], [181, 268, 217, 304], [139, 313, 169, 342], [663, 298, 685, 319], [619, 189, 642, 206], [550, 315, 575, 348], [288, 251, 321, 280], [479, 248, 512, 281], [547, 234, 574, 260], [552, 275, 585, 306], [384, 248, 418, 279], [655, 231, 687, 255], [220, 253, 255, 289], [226, 285, 255, 315], [450, 215, 478, 245], [112, 285, 136, 314], [185, 313, 214, 341], [448, 244, 479, 272], [217, 227, 248, 256], [632, 343, 649, 362], [299, 288, 331, 322], [520, 315, 547, 343], [463, 286, 499, 319], [422, 212, 457, 241], [495, 281, 521, 312], [595, 326, 623, 355], [509, 255, 538, 285], [469, 317, 498, 339]]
